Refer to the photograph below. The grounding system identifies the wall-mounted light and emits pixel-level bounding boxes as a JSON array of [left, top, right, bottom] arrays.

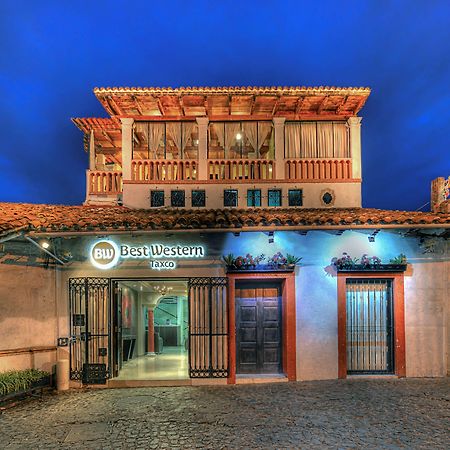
[[233, 232, 240, 237], [41, 240, 50, 249], [236, 133, 242, 140], [368, 236, 375, 243], [268, 231, 274, 244]]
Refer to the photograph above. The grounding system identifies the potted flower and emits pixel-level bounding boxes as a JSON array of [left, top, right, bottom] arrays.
[[286, 254, 302, 269], [331, 252, 407, 272]]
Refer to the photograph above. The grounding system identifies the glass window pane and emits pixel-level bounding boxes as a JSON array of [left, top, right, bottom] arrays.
[[247, 189, 261, 207], [268, 189, 282, 207], [191, 190, 206, 207], [171, 190, 185, 207], [288, 189, 303, 206], [150, 190, 164, 207], [224, 189, 238, 207]]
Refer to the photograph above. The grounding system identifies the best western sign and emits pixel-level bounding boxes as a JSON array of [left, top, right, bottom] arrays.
[[90, 240, 205, 270]]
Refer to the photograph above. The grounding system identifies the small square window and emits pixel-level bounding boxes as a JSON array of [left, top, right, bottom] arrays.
[[247, 189, 261, 207], [224, 189, 238, 207], [268, 189, 282, 207], [191, 190, 206, 207], [288, 189, 303, 207], [171, 190, 185, 207], [150, 190, 164, 207]]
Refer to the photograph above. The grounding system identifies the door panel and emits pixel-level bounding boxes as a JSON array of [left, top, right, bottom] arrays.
[[236, 283, 282, 374]]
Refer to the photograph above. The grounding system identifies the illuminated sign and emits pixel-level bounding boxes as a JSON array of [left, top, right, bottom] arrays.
[[89, 240, 204, 270]]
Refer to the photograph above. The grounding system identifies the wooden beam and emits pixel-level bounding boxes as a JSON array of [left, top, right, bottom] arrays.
[[156, 98, 165, 116], [101, 131, 115, 146], [132, 95, 144, 115], [337, 96, 349, 114], [178, 96, 185, 116], [120, 113, 353, 121], [107, 96, 123, 115], [352, 96, 366, 115], [271, 96, 280, 115], [317, 96, 329, 114], [249, 95, 256, 114], [295, 96, 304, 115], [204, 95, 209, 116]]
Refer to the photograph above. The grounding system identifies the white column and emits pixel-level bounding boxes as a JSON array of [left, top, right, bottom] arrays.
[[121, 118, 134, 180], [196, 117, 209, 180], [273, 117, 286, 180], [89, 129, 96, 170], [348, 116, 362, 179]]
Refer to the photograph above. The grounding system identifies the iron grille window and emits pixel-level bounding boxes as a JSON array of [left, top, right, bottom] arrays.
[[247, 189, 261, 207], [268, 189, 282, 207], [288, 189, 303, 206], [346, 279, 394, 374], [171, 190, 185, 207], [322, 192, 333, 205], [224, 189, 238, 207], [191, 190, 206, 207], [150, 190, 165, 207]]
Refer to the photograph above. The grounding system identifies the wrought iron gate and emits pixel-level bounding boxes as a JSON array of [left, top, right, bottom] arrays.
[[69, 278, 111, 383], [346, 279, 394, 374], [188, 277, 228, 378]]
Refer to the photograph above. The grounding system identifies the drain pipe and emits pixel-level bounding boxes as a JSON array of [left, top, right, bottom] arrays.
[[0, 231, 24, 243], [24, 235, 66, 265]]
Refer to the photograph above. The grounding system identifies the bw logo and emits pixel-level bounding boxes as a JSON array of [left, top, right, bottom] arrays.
[[90, 240, 119, 269]]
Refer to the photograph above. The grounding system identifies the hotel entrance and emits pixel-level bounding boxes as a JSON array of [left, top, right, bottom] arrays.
[[112, 280, 189, 381], [68, 276, 228, 385]]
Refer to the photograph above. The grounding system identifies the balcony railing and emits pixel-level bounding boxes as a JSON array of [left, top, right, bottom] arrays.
[[285, 158, 353, 180], [132, 159, 197, 181], [208, 159, 275, 181], [88, 170, 122, 194]]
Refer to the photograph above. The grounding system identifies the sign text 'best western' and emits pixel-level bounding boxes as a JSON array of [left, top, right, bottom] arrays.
[[90, 240, 204, 270]]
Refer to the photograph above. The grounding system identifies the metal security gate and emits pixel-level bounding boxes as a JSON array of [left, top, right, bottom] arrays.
[[69, 278, 111, 384], [346, 279, 394, 374], [188, 277, 228, 378]]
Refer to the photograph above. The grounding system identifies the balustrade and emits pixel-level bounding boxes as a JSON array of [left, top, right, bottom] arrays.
[[131, 159, 197, 181], [285, 158, 352, 180], [88, 170, 123, 194], [208, 159, 275, 181]]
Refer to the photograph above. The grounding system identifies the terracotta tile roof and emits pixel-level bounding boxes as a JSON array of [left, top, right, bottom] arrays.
[[94, 86, 371, 95], [0, 203, 448, 238]]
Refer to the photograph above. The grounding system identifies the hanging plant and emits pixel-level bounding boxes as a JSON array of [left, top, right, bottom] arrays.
[[331, 252, 407, 272]]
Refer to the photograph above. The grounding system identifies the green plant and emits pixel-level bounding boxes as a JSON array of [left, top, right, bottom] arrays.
[[389, 253, 407, 264], [222, 253, 235, 267], [0, 369, 49, 396], [286, 254, 302, 265]]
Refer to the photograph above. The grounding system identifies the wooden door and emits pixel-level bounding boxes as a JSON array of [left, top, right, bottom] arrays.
[[236, 282, 282, 374]]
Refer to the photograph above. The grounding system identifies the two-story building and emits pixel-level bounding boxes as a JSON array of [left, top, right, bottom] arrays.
[[0, 86, 448, 388]]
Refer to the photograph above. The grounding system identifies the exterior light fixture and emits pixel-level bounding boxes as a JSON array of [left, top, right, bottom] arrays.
[[268, 231, 274, 244], [368, 236, 375, 243], [41, 241, 50, 249], [236, 133, 242, 140], [233, 232, 240, 237]]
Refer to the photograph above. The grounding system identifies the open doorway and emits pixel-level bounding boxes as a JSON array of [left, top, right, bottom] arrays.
[[112, 279, 189, 380]]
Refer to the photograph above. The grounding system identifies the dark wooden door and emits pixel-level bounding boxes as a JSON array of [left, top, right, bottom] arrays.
[[236, 282, 282, 374]]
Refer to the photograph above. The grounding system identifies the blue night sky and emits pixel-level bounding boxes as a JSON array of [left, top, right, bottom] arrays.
[[1, 1, 449, 211]]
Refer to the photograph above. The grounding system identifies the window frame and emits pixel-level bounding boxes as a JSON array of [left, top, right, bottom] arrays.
[[223, 189, 239, 207], [150, 190, 165, 207], [267, 189, 282, 207], [247, 189, 262, 207], [288, 189, 303, 207]]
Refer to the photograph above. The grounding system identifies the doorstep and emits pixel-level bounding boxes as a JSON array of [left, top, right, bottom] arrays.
[[235, 374, 289, 385], [107, 378, 228, 388], [346, 374, 399, 380]]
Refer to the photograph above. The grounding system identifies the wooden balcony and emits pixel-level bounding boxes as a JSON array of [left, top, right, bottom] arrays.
[[88, 170, 122, 194], [208, 159, 275, 181], [285, 158, 353, 181], [131, 159, 198, 181]]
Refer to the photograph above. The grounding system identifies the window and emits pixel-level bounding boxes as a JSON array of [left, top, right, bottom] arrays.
[[224, 189, 238, 207], [191, 190, 206, 207], [208, 122, 274, 160], [247, 189, 261, 207], [171, 190, 185, 207], [268, 189, 282, 207], [288, 189, 303, 207], [134, 122, 199, 160], [150, 190, 164, 207]]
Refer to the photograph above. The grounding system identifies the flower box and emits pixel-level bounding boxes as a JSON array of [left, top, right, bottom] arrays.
[[226, 263, 296, 273], [336, 264, 407, 273]]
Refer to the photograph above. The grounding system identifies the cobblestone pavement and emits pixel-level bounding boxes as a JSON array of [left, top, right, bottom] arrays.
[[1, 378, 449, 449]]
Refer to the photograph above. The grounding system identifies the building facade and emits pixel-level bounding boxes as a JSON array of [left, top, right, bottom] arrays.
[[0, 86, 448, 388]]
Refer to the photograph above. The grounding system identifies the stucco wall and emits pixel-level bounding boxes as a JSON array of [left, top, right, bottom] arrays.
[[0, 264, 57, 373]]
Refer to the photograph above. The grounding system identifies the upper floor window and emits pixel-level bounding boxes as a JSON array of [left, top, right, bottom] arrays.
[[171, 190, 185, 207], [208, 122, 273, 160], [288, 189, 303, 206], [191, 190, 206, 207], [268, 189, 282, 207], [134, 122, 198, 160], [247, 189, 261, 207], [150, 190, 164, 207], [285, 121, 349, 159], [224, 189, 238, 207]]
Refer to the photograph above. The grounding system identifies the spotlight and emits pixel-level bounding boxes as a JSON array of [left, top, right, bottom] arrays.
[[268, 231, 274, 244], [368, 236, 375, 243], [236, 133, 242, 140], [41, 241, 50, 249], [233, 232, 240, 237]]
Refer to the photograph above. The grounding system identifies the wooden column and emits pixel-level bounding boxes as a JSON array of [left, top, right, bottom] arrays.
[[147, 309, 155, 354], [196, 117, 209, 181], [121, 118, 134, 180]]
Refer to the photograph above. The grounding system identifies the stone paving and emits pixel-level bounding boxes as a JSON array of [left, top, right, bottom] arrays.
[[0, 378, 449, 449]]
